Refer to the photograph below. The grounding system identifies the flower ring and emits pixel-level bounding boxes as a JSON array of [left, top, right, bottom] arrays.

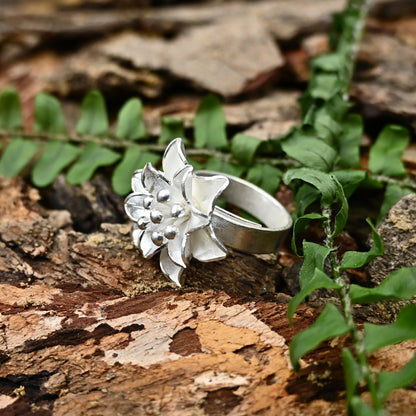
[[124, 138, 292, 286]]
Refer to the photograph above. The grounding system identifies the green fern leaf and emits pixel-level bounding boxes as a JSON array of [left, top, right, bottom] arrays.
[[290, 302, 350, 371], [159, 117, 185, 145], [32, 142, 80, 187], [0, 87, 23, 130], [0, 138, 39, 177], [34, 92, 66, 134], [364, 304, 416, 354], [112, 147, 159, 195], [66, 142, 120, 184], [194, 94, 228, 150], [205, 157, 244, 177], [76, 90, 109, 136], [116, 98, 147, 140], [246, 164, 282, 195]]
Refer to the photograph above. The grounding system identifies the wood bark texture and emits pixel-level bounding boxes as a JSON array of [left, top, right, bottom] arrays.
[[0, 178, 415, 416]]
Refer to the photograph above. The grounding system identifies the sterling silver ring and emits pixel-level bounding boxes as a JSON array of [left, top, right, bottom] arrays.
[[124, 138, 292, 286]]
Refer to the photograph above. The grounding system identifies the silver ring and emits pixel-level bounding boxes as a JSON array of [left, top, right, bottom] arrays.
[[124, 138, 292, 286]]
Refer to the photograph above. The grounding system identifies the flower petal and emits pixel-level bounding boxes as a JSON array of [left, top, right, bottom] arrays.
[[171, 164, 193, 202], [131, 169, 146, 193], [142, 163, 170, 193], [192, 174, 229, 215], [124, 193, 149, 222], [160, 247, 185, 286], [190, 226, 227, 261], [131, 223, 144, 247], [140, 230, 163, 258], [187, 209, 210, 232], [162, 138, 188, 182], [167, 232, 190, 268]]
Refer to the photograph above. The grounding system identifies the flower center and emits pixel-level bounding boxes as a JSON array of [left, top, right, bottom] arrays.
[[140, 187, 190, 246]]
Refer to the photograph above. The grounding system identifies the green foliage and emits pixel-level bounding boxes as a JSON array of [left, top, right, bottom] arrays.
[[298, 241, 331, 287], [284, 168, 338, 207], [76, 90, 109, 136], [340, 219, 383, 270], [194, 94, 228, 149], [368, 125, 409, 177], [342, 348, 362, 404], [349, 267, 416, 304], [246, 164, 282, 195], [31, 93, 79, 187], [290, 302, 350, 371], [376, 353, 416, 401], [231, 133, 262, 166], [377, 183, 413, 224], [112, 148, 159, 195], [281, 126, 337, 172], [291, 214, 326, 254], [364, 304, 416, 354], [116, 98, 147, 140], [0, 87, 23, 130], [0, 138, 39, 177], [0, 88, 39, 177], [159, 117, 185, 145], [67, 142, 120, 185], [32, 142, 80, 187], [205, 157, 245, 177], [336, 113, 362, 168], [34, 92, 66, 134], [287, 268, 340, 323]]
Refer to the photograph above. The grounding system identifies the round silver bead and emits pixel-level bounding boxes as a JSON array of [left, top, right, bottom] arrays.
[[137, 216, 149, 230], [164, 225, 177, 240], [171, 204, 185, 218], [157, 189, 170, 203], [150, 210, 163, 224], [151, 231, 164, 246], [143, 195, 153, 209]]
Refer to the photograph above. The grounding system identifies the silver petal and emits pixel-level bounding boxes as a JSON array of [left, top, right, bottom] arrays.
[[162, 138, 188, 182], [124, 193, 149, 222], [131, 223, 144, 247], [192, 175, 229, 215], [160, 247, 185, 287], [190, 226, 227, 262], [186, 209, 210, 233], [141, 163, 170, 193], [131, 169, 146, 194], [167, 232, 189, 268], [140, 230, 164, 258], [171, 165, 193, 203]]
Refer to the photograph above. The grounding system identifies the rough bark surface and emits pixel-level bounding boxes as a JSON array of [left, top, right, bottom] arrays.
[[1, 178, 415, 416]]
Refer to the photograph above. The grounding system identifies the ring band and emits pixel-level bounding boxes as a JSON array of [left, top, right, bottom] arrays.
[[198, 171, 292, 254], [124, 138, 292, 286]]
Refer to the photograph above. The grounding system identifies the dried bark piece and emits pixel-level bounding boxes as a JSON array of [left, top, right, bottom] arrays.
[[0, 176, 284, 296], [143, 90, 301, 139], [145, 0, 346, 41], [1, 288, 415, 415], [352, 31, 416, 131], [368, 194, 416, 283], [65, 14, 283, 97]]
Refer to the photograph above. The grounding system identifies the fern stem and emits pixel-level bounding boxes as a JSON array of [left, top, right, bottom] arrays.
[[370, 174, 416, 191], [322, 207, 384, 413], [0, 129, 299, 169]]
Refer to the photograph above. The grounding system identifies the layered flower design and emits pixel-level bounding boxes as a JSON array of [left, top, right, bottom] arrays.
[[124, 138, 229, 286]]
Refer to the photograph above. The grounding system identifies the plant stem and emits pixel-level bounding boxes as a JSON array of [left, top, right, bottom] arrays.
[[322, 207, 384, 413], [0, 129, 299, 169]]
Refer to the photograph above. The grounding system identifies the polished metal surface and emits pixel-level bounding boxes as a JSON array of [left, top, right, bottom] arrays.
[[198, 171, 292, 254]]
